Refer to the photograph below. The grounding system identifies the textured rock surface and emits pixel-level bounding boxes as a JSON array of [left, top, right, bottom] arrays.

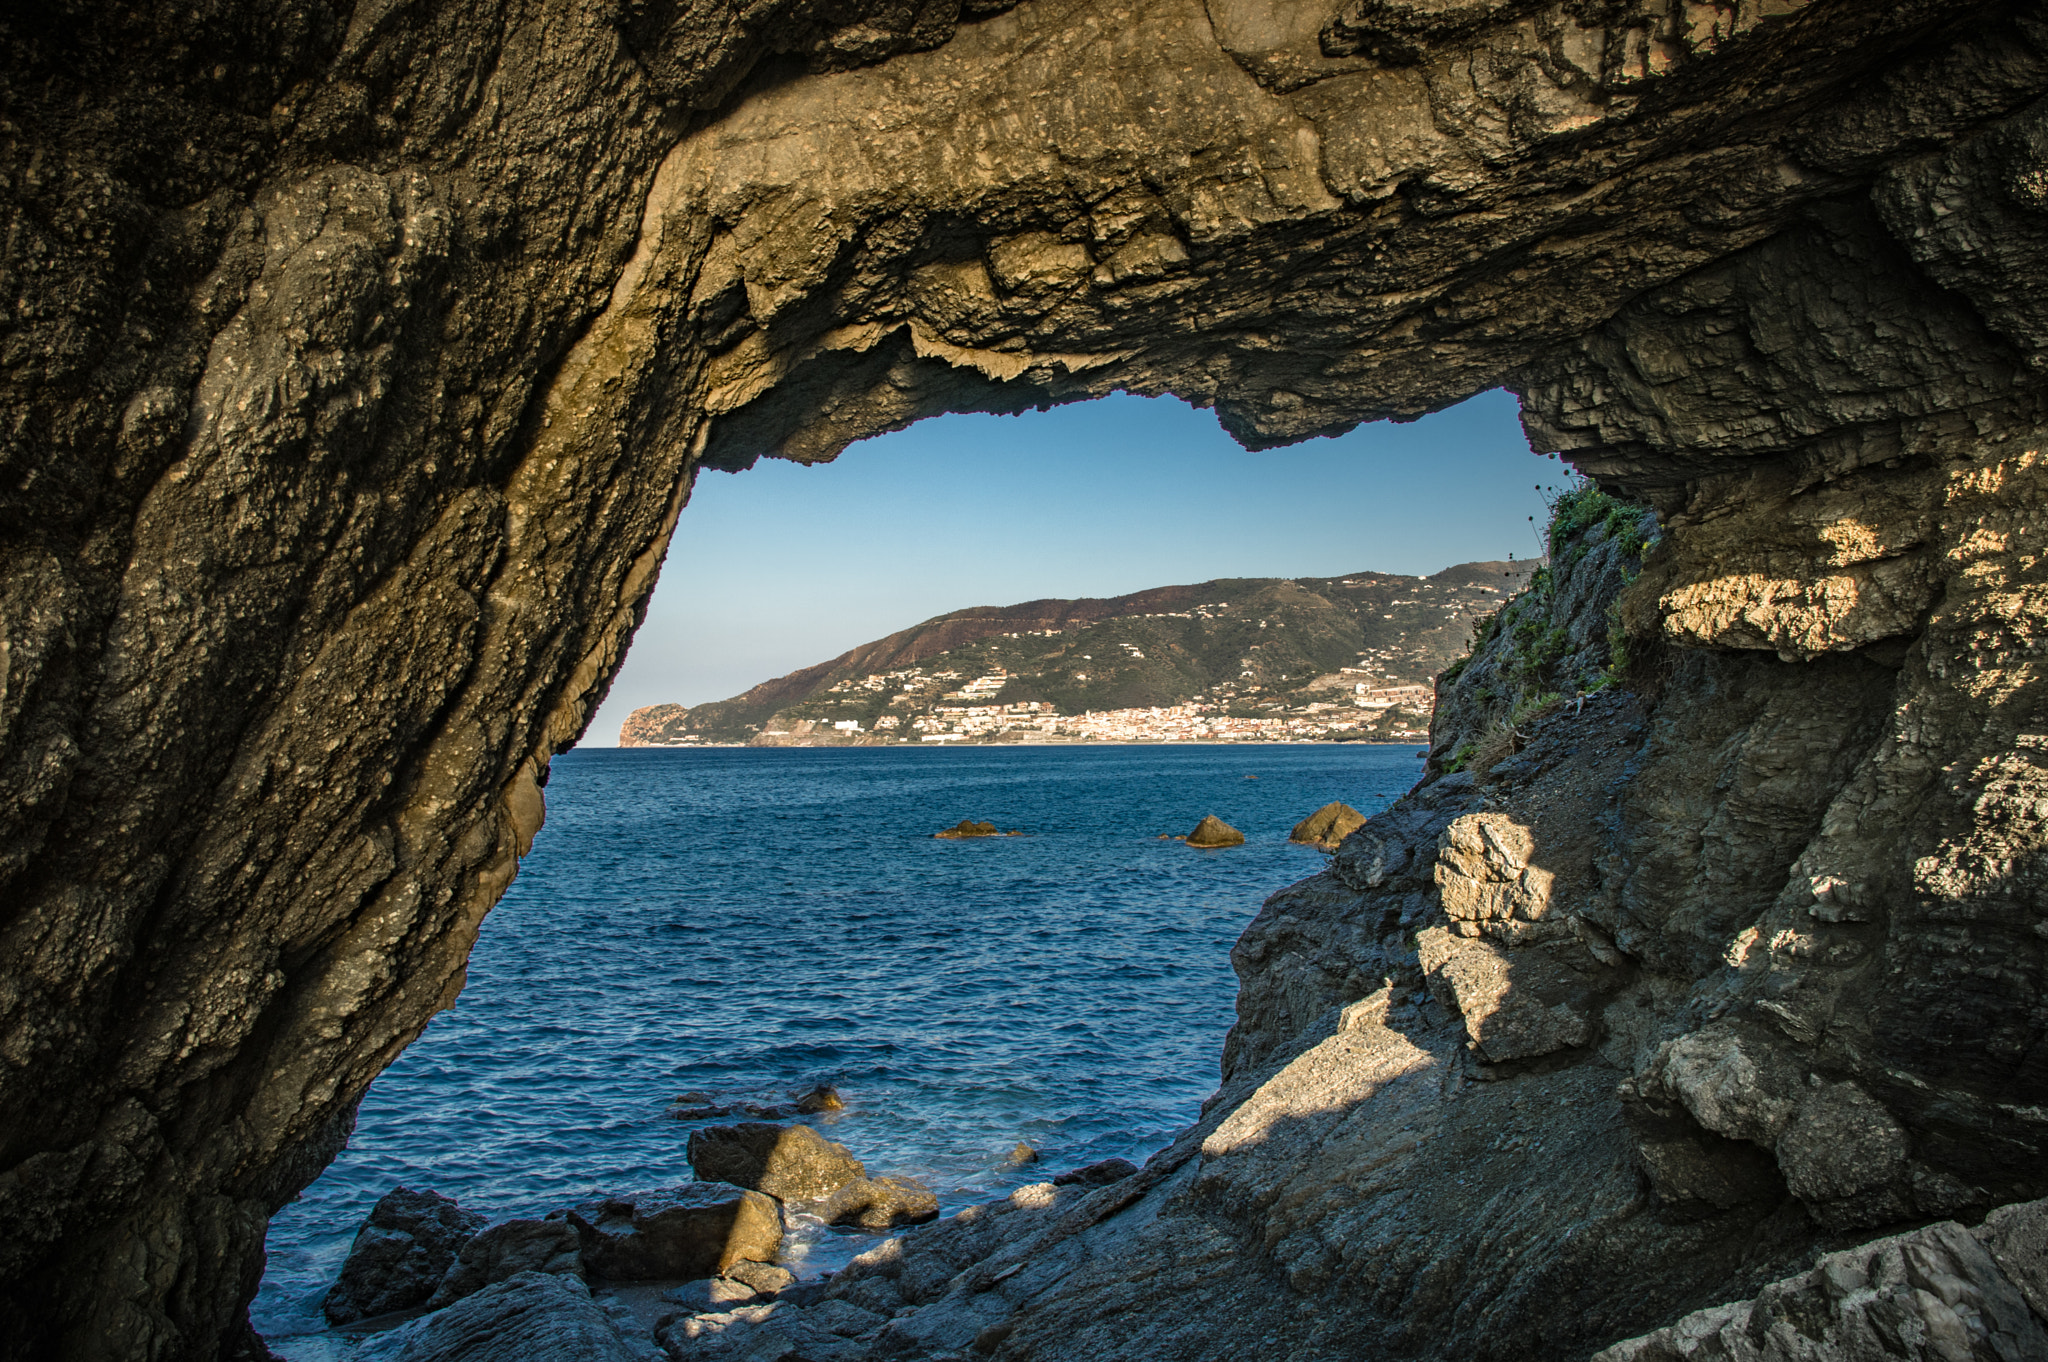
[[685, 1122, 866, 1203], [370, 1271, 642, 1362], [324, 1187, 488, 1324], [814, 1175, 942, 1230], [567, 1186, 781, 1282], [1289, 802, 1367, 851], [425, 1217, 584, 1310], [1594, 1203, 2048, 1361], [7, 0, 2048, 1358], [1185, 815, 1247, 848]]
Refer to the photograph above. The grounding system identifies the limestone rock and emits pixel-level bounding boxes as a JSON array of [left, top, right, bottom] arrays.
[[814, 1176, 941, 1230], [686, 1122, 866, 1203], [1185, 816, 1245, 848], [1289, 802, 1367, 851], [386, 1271, 640, 1362], [324, 1188, 489, 1325], [427, 1217, 584, 1310], [567, 1185, 781, 1281]]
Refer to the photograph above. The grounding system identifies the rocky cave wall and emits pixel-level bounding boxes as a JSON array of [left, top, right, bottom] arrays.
[[4, 0, 2048, 1358]]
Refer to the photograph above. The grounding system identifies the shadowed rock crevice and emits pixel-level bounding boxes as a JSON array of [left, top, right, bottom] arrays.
[[6, 1, 2048, 1358]]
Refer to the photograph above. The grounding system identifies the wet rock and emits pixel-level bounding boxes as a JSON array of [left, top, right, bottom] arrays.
[[324, 1187, 489, 1324], [793, 1085, 844, 1115], [1008, 1141, 1039, 1165], [1052, 1157, 1139, 1188], [428, 1217, 584, 1309], [935, 819, 1001, 838], [384, 1271, 640, 1362], [815, 1176, 941, 1230], [1185, 815, 1245, 848], [687, 1122, 866, 1203], [1289, 802, 1367, 851], [568, 1185, 781, 1281]]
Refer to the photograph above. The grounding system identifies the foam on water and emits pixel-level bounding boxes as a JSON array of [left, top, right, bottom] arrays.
[[254, 743, 1424, 1353]]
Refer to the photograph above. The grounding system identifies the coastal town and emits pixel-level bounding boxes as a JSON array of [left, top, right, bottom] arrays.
[[631, 666, 1436, 746]]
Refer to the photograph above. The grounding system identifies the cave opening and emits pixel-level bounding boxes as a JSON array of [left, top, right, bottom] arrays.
[[252, 389, 1563, 1353]]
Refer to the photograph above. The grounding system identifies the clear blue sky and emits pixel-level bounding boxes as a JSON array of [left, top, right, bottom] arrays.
[[584, 389, 1564, 744]]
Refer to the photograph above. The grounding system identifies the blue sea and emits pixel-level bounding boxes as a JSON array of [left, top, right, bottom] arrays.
[[253, 743, 1425, 1353]]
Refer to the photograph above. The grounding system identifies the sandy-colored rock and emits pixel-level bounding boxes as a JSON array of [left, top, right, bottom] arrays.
[[688, 1122, 866, 1203], [1288, 802, 1367, 851], [1184, 816, 1245, 848], [814, 1176, 941, 1230]]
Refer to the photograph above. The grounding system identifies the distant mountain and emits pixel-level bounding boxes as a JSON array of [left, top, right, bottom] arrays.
[[619, 560, 1538, 747]]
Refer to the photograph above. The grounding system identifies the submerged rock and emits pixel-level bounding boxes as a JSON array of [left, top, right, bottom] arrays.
[[567, 1184, 780, 1281], [1184, 815, 1245, 848], [325, 1187, 489, 1324], [670, 1084, 847, 1122], [793, 1085, 844, 1114], [688, 1122, 867, 1203], [1289, 801, 1367, 851], [815, 1176, 941, 1230], [1052, 1157, 1139, 1188], [1008, 1141, 1039, 1165], [427, 1217, 583, 1309], [384, 1271, 640, 1362]]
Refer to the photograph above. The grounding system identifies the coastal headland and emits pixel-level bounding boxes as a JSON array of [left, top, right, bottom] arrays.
[[620, 562, 1534, 747]]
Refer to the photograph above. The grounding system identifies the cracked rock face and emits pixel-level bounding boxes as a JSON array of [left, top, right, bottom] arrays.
[[6, 0, 2048, 1358]]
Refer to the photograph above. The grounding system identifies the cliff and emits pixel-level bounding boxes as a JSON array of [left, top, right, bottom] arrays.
[[5, 0, 2048, 1358]]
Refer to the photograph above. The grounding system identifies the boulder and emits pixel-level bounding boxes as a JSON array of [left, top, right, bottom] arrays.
[[1289, 801, 1367, 851], [426, 1217, 583, 1309], [385, 1271, 640, 1362], [567, 1184, 781, 1281], [687, 1122, 866, 1202], [1052, 1157, 1139, 1188], [324, 1187, 488, 1324], [1184, 815, 1245, 848], [793, 1085, 845, 1115], [934, 819, 1000, 838], [1008, 1142, 1039, 1165], [815, 1176, 942, 1230]]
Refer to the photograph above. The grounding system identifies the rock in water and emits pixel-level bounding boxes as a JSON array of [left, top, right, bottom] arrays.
[[934, 819, 1001, 838], [793, 1085, 845, 1114], [1184, 815, 1245, 848], [427, 1217, 583, 1309], [324, 1187, 488, 1324], [1289, 802, 1367, 851], [567, 1185, 781, 1280], [815, 1176, 942, 1230], [1008, 1141, 1039, 1165], [389, 1271, 640, 1362], [687, 1122, 867, 1202]]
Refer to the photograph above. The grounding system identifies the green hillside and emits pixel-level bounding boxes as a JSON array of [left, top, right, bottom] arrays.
[[620, 560, 1537, 746]]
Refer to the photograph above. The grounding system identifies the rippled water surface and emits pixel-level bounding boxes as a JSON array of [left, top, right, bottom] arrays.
[[255, 743, 1424, 1352]]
